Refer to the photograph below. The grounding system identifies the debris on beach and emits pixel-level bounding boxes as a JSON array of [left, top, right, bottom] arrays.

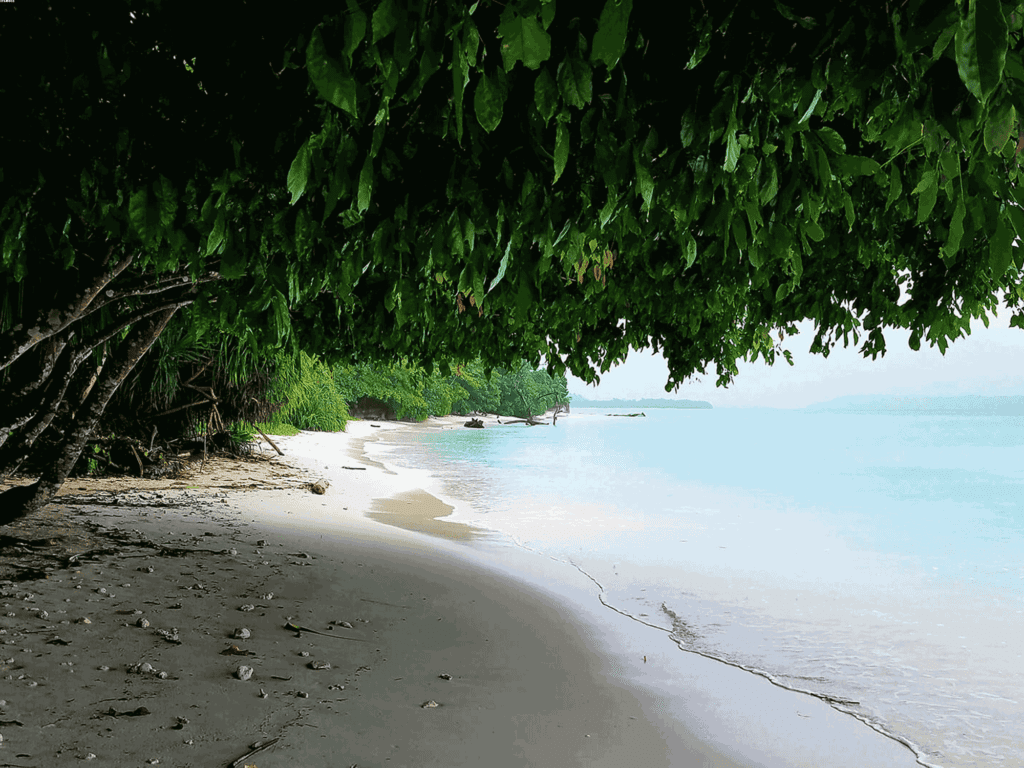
[[311, 480, 329, 495], [308, 660, 331, 670], [221, 645, 256, 657], [233, 627, 251, 639], [421, 700, 440, 708], [238, 604, 255, 612], [438, 673, 452, 680], [234, 665, 254, 681]]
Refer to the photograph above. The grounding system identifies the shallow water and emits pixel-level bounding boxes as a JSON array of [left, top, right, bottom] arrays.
[[370, 408, 1024, 768]]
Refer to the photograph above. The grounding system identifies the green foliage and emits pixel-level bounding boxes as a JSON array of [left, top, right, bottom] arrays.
[[254, 421, 302, 436], [266, 352, 350, 432], [5, 0, 1024, 408]]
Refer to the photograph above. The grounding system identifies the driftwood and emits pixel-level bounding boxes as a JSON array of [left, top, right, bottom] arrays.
[[607, 412, 646, 417], [252, 423, 283, 456], [464, 418, 484, 428]]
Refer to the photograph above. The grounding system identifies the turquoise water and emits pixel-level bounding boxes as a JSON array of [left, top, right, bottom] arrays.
[[373, 408, 1024, 768]]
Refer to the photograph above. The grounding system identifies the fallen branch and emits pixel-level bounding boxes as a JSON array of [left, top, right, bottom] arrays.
[[253, 424, 284, 456], [228, 737, 281, 768], [283, 620, 368, 641]]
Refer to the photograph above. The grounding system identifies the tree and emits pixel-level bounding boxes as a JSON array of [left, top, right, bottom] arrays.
[[2, 0, 1023, 523]]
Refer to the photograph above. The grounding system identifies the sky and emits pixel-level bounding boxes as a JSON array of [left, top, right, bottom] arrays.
[[566, 310, 1024, 409]]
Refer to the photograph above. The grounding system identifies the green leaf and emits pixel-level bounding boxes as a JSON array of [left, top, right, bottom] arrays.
[[914, 169, 938, 223], [489, 240, 512, 292], [802, 218, 825, 242], [684, 233, 697, 268], [343, 8, 368, 63], [206, 212, 226, 256], [816, 127, 846, 154], [984, 102, 1016, 152], [497, 14, 552, 71], [724, 128, 740, 172], [534, 69, 559, 123], [634, 151, 654, 211], [372, 0, 398, 43], [554, 122, 569, 183], [591, 0, 633, 71], [798, 88, 823, 124], [287, 139, 312, 205], [760, 163, 778, 204], [307, 29, 358, 117], [1007, 202, 1024, 240], [943, 197, 967, 262], [219, 244, 246, 280], [558, 55, 592, 109], [129, 187, 161, 247], [955, 0, 1008, 103], [989, 217, 1015, 274], [933, 23, 957, 60], [475, 71, 504, 132], [154, 175, 176, 229], [680, 112, 696, 148], [886, 167, 903, 210], [731, 215, 748, 251], [834, 155, 882, 177], [357, 156, 373, 213]]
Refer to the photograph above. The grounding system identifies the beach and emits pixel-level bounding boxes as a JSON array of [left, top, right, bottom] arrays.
[[0, 419, 922, 767]]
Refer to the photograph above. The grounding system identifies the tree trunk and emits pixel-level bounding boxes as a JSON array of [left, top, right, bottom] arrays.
[[0, 353, 98, 480], [0, 306, 179, 526], [0, 250, 133, 372]]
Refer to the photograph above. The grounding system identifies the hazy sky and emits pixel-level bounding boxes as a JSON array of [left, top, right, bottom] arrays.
[[567, 311, 1024, 408]]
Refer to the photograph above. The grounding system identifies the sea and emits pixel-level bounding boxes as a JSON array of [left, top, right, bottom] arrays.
[[368, 405, 1024, 768]]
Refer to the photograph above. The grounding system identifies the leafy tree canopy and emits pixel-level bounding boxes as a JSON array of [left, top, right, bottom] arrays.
[[2, 0, 1024, 518]]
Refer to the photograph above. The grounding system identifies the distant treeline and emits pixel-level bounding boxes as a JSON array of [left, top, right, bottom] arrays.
[[570, 396, 713, 409], [806, 395, 1024, 414], [261, 355, 570, 433]]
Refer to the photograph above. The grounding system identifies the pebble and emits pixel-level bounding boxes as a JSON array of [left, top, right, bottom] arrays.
[[261, 592, 274, 600], [308, 660, 331, 670], [238, 604, 255, 612], [138, 566, 155, 573], [97, 666, 110, 672], [421, 700, 440, 708], [259, 688, 268, 699], [227, 548, 238, 556], [76, 617, 91, 624], [256, 539, 269, 547], [299, 651, 309, 657], [37, 610, 49, 620], [331, 621, 354, 629], [136, 618, 150, 628], [83, 753, 97, 760], [95, 588, 107, 595], [232, 628, 251, 640], [235, 665, 254, 681], [438, 673, 452, 680], [296, 691, 309, 698]]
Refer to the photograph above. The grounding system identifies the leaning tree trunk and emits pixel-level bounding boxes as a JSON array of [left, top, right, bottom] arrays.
[[0, 306, 179, 526]]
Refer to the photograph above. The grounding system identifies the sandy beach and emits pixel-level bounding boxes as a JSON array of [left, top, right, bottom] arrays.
[[0, 419, 922, 767]]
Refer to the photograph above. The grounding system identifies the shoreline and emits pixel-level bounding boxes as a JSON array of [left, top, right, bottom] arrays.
[[0, 420, 922, 766]]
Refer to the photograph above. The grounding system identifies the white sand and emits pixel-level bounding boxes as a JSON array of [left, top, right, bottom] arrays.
[[0, 420, 921, 766]]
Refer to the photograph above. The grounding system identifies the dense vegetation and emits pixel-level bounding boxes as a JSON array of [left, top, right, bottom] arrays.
[[2, 0, 1023, 521], [263, 355, 570, 433]]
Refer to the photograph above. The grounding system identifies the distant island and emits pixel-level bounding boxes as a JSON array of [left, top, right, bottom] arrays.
[[570, 395, 713, 409], [805, 394, 1024, 415]]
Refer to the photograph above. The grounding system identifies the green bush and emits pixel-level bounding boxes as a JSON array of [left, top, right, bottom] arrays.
[[264, 352, 349, 432]]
